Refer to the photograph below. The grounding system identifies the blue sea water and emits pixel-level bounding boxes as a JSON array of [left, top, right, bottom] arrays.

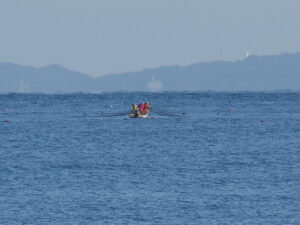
[[0, 92, 299, 225]]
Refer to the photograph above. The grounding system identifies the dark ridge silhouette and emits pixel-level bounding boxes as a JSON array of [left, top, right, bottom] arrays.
[[1, 53, 300, 92], [0, 63, 93, 92]]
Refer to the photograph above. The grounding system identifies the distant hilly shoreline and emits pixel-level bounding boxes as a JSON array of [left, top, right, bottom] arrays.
[[1, 53, 300, 92]]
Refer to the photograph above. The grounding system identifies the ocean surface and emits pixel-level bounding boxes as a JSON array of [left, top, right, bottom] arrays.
[[0, 92, 299, 225]]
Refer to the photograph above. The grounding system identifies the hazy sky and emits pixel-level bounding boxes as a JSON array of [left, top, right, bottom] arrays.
[[0, 0, 299, 76]]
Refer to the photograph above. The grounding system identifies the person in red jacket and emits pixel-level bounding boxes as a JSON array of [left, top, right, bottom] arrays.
[[143, 101, 151, 114]]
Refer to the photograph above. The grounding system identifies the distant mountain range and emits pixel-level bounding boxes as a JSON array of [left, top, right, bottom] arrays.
[[1, 53, 300, 92]]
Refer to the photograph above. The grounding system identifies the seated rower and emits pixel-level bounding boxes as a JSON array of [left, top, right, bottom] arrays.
[[138, 102, 145, 114], [132, 104, 139, 118], [142, 101, 151, 114]]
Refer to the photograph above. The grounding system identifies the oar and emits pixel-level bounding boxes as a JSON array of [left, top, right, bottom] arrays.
[[151, 107, 184, 118], [96, 111, 131, 117]]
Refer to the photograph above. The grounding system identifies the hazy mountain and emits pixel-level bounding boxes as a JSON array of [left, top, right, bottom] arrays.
[[0, 63, 93, 92], [97, 53, 300, 92], [1, 53, 300, 92]]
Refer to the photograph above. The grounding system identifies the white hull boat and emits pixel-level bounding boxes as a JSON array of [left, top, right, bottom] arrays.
[[128, 113, 149, 118]]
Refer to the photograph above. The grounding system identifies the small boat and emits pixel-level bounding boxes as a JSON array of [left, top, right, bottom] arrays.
[[128, 113, 149, 118]]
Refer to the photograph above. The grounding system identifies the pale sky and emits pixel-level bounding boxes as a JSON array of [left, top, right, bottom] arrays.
[[0, 0, 299, 77]]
